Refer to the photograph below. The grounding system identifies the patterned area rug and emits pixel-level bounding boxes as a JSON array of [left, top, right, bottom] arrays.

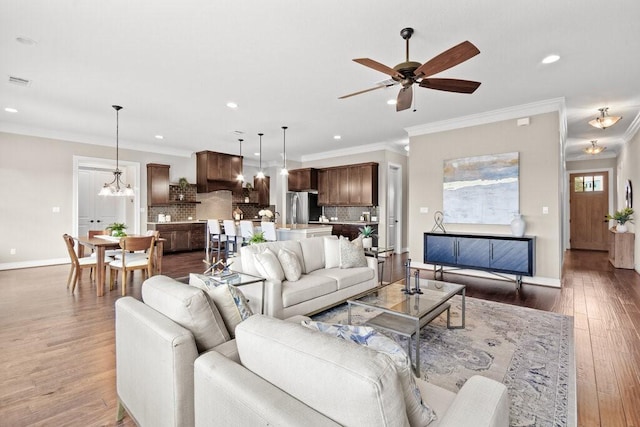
[[312, 292, 575, 427]]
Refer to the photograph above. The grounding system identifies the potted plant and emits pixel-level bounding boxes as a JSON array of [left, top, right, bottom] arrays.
[[247, 231, 267, 245], [605, 208, 634, 233], [107, 222, 127, 237], [259, 209, 274, 222], [358, 225, 377, 249], [177, 177, 189, 201]]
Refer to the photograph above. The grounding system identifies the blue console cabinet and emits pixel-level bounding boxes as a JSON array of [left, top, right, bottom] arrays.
[[424, 232, 535, 290]]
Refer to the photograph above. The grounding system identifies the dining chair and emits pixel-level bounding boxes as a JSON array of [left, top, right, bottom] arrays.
[[63, 234, 110, 293], [239, 220, 255, 245], [222, 220, 240, 257], [261, 221, 277, 242], [88, 229, 120, 259], [109, 235, 156, 296], [114, 230, 159, 261], [206, 219, 225, 263]]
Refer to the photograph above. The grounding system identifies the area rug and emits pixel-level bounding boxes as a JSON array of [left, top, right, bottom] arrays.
[[312, 292, 575, 427]]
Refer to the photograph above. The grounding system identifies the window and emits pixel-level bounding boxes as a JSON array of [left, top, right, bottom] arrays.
[[574, 175, 604, 192]]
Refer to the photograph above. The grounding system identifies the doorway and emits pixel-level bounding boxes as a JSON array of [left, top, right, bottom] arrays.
[[73, 156, 141, 237], [569, 171, 609, 250], [387, 164, 403, 254]]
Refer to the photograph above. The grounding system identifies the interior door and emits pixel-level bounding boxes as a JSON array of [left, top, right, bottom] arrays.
[[570, 172, 609, 250], [78, 168, 122, 237]]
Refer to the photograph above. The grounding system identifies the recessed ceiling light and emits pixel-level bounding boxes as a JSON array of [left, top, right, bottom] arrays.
[[16, 37, 37, 46], [387, 99, 397, 105], [404, 145, 410, 152], [4, 107, 18, 113], [226, 102, 238, 109], [154, 135, 164, 140], [254, 152, 260, 156], [541, 54, 560, 64], [333, 135, 341, 140]]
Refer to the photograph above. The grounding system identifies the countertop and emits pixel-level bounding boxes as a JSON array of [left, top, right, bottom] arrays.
[[277, 224, 334, 230], [308, 221, 378, 226], [148, 220, 206, 225]]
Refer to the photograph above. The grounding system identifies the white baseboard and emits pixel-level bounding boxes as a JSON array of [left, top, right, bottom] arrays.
[[411, 261, 561, 288], [0, 258, 69, 271]]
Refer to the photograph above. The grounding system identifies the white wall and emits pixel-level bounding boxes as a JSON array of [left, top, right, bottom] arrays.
[[407, 112, 562, 286]]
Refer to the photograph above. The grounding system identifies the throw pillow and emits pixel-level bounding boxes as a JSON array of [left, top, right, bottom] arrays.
[[277, 248, 302, 281], [301, 321, 437, 427], [324, 237, 340, 268], [189, 273, 254, 337], [253, 248, 285, 282], [339, 236, 367, 268]]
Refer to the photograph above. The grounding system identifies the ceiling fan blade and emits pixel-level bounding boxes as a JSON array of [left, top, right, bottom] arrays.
[[353, 58, 403, 79], [339, 84, 394, 99], [396, 86, 413, 112], [419, 78, 481, 94], [414, 41, 480, 78]]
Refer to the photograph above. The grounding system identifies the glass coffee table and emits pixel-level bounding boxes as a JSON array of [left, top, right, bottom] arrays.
[[347, 279, 465, 376]]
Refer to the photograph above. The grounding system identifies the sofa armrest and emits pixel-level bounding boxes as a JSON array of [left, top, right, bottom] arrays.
[[263, 278, 284, 318], [366, 256, 379, 285], [438, 376, 510, 427], [194, 351, 339, 426], [116, 297, 199, 427]]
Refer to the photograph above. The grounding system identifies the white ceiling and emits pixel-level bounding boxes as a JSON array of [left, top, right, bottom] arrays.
[[1, 0, 639, 164]]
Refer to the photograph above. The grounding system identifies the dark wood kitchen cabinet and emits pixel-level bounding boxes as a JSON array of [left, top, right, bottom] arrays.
[[147, 163, 170, 205], [196, 150, 243, 193], [148, 222, 206, 253], [318, 162, 378, 206], [288, 168, 318, 191], [254, 176, 270, 206], [317, 169, 329, 205]]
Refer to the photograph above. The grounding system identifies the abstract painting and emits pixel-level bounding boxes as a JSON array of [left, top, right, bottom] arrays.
[[443, 152, 519, 224]]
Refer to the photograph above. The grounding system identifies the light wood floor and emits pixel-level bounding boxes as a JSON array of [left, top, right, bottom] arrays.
[[0, 249, 639, 426]]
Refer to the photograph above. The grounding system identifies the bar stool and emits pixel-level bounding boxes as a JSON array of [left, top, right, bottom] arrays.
[[207, 219, 225, 263], [222, 220, 240, 257], [261, 221, 277, 242], [239, 220, 254, 245]]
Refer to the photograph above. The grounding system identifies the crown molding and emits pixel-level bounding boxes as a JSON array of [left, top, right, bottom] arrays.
[[300, 141, 408, 162], [622, 110, 640, 145], [405, 98, 566, 137]]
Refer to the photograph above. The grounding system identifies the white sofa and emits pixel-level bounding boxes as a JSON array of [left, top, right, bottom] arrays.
[[195, 315, 510, 427], [234, 236, 379, 319]]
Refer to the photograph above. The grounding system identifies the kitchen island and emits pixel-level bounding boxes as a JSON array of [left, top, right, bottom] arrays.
[[276, 224, 333, 241]]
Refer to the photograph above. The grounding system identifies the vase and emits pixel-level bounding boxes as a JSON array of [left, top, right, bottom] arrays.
[[510, 214, 526, 237], [362, 237, 373, 249], [262, 216, 271, 222], [617, 223, 628, 233]]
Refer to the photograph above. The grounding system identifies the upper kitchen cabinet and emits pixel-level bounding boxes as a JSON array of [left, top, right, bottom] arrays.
[[318, 162, 378, 206], [254, 176, 271, 206], [196, 150, 243, 193], [288, 168, 318, 191], [147, 163, 170, 205]]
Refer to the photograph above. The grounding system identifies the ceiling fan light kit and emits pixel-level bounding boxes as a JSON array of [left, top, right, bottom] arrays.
[[99, 105, 134, 197], [340, 27, 481, 111], [584, 140, 606, 155], [589, 107, 622, 130]]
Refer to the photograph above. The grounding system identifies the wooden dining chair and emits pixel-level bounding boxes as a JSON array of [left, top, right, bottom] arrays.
[[109, 235, 156, 296], [63, 234, 110, 293]]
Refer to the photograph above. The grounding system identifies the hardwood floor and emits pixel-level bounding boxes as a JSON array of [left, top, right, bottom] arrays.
[[0, 249, 639, 426]]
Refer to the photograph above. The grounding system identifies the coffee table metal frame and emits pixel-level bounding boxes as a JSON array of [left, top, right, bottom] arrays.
[[347, 279, 465, 376]]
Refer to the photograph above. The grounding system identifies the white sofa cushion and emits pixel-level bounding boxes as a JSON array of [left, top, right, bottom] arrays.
[[141, 275, 230, 352], [278, 248, 302, 281], [189, 273, 254, 338], [253, 248, 285, 281], [299, 236, 334, 273], [324, 237, 340, 268], [309, 266, 375, 290], [302, 321, 436, 426], [235, 315, 409, 426], [239, 241, 303, 277], [281, 275, 337, 308]]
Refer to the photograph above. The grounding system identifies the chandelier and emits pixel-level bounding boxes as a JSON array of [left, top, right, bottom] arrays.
[[236, 138, 245, 182], [256, 133, 265, 179], [588, 107, 622, 130], [280, 126, 289, 176], [584, 140, 606, 155], [99, 105, 134, 196]]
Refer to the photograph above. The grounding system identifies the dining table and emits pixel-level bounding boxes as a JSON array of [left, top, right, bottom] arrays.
[[75, 235, 165, 297]]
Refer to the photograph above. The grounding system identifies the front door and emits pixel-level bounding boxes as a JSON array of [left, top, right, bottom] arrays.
[[570, 171, 609, 251]]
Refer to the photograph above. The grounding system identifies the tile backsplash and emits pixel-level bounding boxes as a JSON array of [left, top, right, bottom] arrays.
[[322, 206, 379, 222]]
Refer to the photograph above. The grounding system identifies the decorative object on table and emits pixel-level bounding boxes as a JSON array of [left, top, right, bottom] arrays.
[[510, 212, 526, 237], [233, 207, 243, 220], [588, 106, 622, 130], [443, 152, 519, 225], [358, 225, 377, 249], [625, 180, 633, 209], [259, 209, 274, 222], [177, 177, 189, 200], [606, 207, 634, 233], [247, 231, 266, 245], [412, 270, 423, 294], [431, 211, 447, 233], [107, 222, 127, 237], [403, 259, 414, 295], [98, 105, 135, 197]]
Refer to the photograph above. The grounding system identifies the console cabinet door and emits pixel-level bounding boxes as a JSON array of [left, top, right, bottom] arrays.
[[456, 237, 491, 269], [425, 234, 456, 265], [490, 239, 530, 274]]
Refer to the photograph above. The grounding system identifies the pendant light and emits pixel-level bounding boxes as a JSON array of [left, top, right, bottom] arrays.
[[256, 133, 265, 179], [584, 140, 606, 155], [99, 105, 134, 197], [588, 107, 622, 130], [280, 126, 289, 176], [236, 138, 245, 182]]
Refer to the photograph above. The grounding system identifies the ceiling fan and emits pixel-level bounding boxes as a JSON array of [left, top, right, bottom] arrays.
[[340, 28, 481, 111]]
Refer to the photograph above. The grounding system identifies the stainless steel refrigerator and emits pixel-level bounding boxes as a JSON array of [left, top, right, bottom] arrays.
[[286, 192, 321, 224]]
